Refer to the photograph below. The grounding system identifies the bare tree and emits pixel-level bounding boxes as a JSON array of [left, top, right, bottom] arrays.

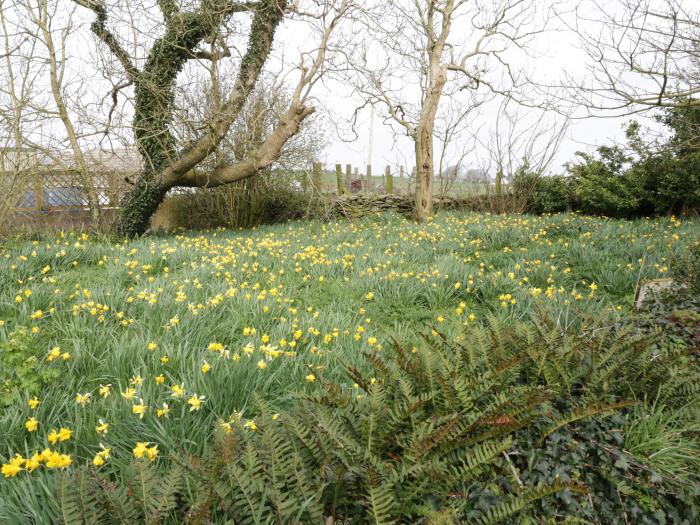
[[478, 99, 569, 186], [172, 68, 328, 174], [0, 2, 36, 226], [71, 0, 351, 236], [27, 0, 101, 222], [343, 0, 552, 221], [0, 0, 113, 225], [565, 0, 700, 112], [434, 95, 484, 198]]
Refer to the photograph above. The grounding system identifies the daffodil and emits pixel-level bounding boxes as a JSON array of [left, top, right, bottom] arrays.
[[57, 427, 72, 442], [132, 399, 148, 418], [132, 441, 149, 459], [44, 451, 71, 469], [25, 417, 38, 432], [170, 384, 185, 398], [98, 384, 112, 397], [1, 455, 24, 477], [75, 393, 91, 406], [156, 403, 170, 418], [187, 394, 205, 411], [121, 387, 137, 401], [95, 419, 109, 434], [207, 342, 224, 352]]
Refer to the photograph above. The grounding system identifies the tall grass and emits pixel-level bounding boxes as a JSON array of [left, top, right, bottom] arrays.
[[0, 210, 696, 522]]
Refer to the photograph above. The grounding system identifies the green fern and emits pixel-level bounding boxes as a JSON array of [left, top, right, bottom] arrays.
[[56, 471, 106, 525], [467, 480, 588, 525]]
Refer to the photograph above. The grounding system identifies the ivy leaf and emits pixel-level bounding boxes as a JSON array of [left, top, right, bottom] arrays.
[[613, 456, 630, 470]]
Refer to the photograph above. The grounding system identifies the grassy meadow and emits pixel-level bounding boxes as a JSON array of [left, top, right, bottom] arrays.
[[0, 210, 696, 521]]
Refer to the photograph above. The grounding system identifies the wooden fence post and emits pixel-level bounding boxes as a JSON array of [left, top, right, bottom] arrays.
[[399, 165, 404, 195], [312, 162, 322, 193], [109, 172, 120, 208], [345, 164, 352, 192], [385, 165, 393, 194], [335, 164, 345, 195], [33, 173, 45, 210], [366, 164, 372, 193]]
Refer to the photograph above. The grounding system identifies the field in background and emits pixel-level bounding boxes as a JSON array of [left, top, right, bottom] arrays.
[[0, 210, 694, 520]]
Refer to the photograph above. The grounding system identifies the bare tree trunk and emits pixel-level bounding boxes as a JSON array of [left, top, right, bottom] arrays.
[[37, 0, 100, 224], [413, 69, 445, 222], [414, 125, 434, 221]]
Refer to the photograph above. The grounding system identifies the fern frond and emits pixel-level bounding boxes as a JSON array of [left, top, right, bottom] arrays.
[[540, 400, 634, 443]]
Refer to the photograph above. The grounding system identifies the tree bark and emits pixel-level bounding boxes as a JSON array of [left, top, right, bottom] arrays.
[[412, 68, 446, 222], [107, 0, 288, 237], [413, 124, 434, 221]]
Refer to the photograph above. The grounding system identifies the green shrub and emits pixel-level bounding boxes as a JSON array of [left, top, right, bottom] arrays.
[[511, 172, 571, 214], [153, 171, 317, 230], [565, 147, 641, 217], [0, 327, 61, 408]]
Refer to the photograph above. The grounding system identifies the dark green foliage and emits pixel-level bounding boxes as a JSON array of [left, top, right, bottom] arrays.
[[511, 172, 571, 214], [114, 176, 169, 238], [54, 462, 184, 525], [517, 100, 700, 217], [566, 146, 641, 217], [518, 416, 699, 525], [635, 103, 700, 215], [631, 238, 700, 354], [0, 326, 60, 408], [191, 331, 572, 524]]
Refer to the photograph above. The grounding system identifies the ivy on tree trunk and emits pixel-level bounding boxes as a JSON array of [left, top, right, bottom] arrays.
[[76, 0, 288, 237]]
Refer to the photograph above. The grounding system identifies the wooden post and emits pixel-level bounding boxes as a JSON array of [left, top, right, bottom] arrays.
[[345, 163, 352, 192], [366, 164, 372, 193], [34, 172, 45, 210], [335, 164, 345, 195], [312, 162, 322, 194], [385, 165, 393, 194], [108, 172, 120, 208], [399, 165, 404, 196]]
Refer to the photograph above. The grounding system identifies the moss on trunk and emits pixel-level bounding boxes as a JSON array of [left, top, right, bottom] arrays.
[[111, 0, 286, 236], [114, 176, 169, 237]]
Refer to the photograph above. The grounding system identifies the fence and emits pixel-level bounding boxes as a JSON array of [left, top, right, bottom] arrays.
[[0, 160, 486, 231], [2, 169, 129, 211], [308, 163, 415, 196]]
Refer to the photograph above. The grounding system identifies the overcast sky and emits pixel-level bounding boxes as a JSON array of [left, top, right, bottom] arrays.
[[310, 0, 648, 175]]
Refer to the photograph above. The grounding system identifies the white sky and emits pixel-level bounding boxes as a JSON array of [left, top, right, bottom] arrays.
[[309, 0, 656, 175]]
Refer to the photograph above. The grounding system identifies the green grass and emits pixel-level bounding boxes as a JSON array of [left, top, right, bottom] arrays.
[[0, 210, 696, 518]]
